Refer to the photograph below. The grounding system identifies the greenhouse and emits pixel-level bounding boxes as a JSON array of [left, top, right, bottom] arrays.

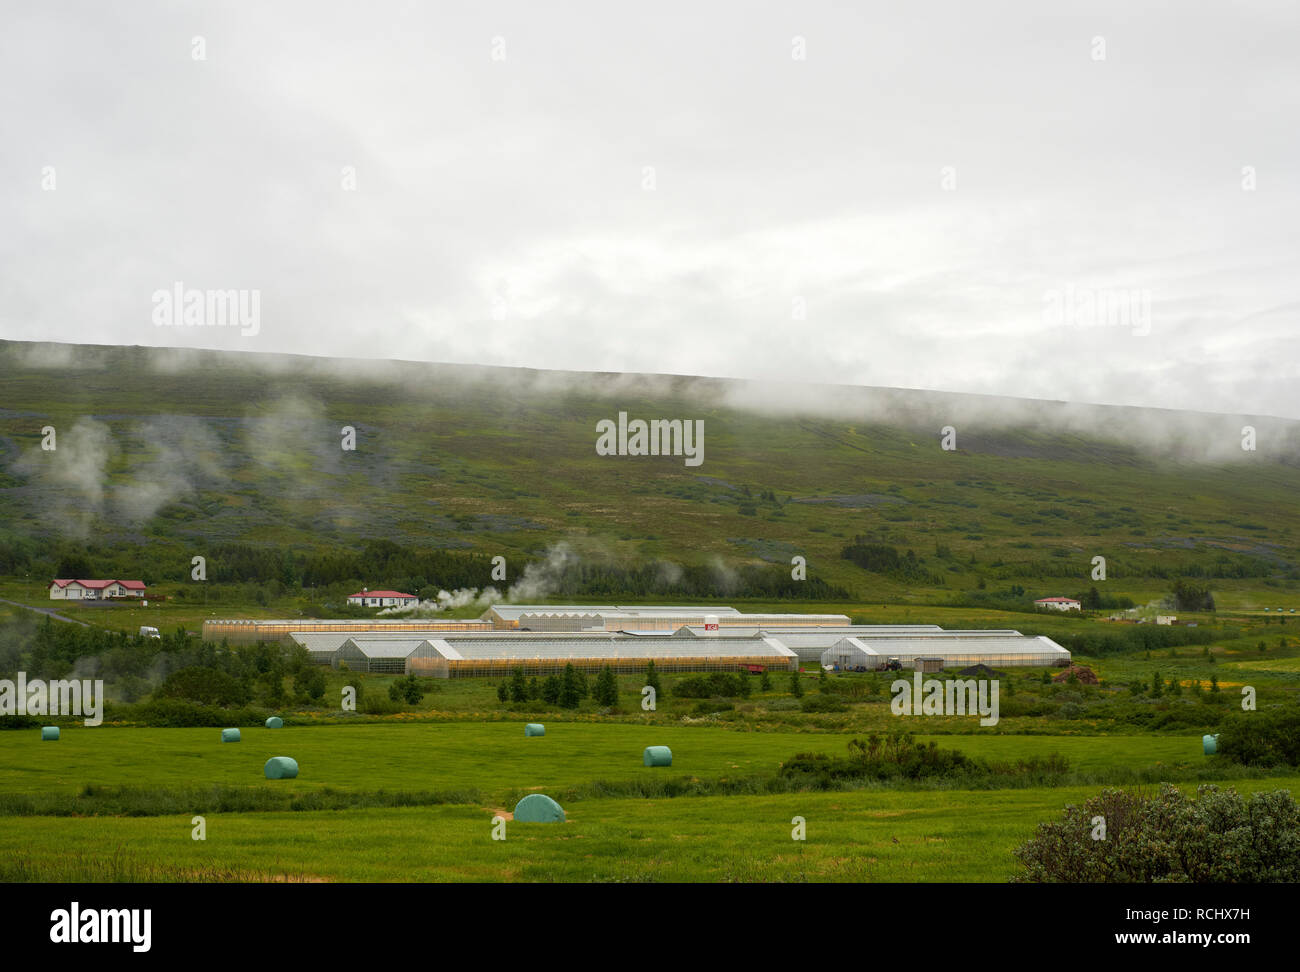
[[405, 634, 798, 678], [820, 634, 1070, 670], [672, 625, 945, 665], [332, 638, 431, 674], [204, 617, 492, 644], [479, 604, 850, 632], [293, 629, 460, 665]]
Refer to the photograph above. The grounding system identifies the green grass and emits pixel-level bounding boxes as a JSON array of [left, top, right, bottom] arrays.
[[4, 778, 1298, 882], [0, 723, 1218, 802]]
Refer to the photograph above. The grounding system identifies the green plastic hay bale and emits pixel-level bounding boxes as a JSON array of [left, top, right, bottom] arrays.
[[1203, 733, 1219, 755], [221, 728, 241, 743], [513, 793, 565, 822], [264, 756, 299, 779], [525, 723, 545, 737], [265, 716, 284, 729], [41, 726, 59, 741], [643, 745, 672, 767]]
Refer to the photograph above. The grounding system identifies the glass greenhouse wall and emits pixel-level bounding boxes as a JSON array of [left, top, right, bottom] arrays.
[[204, 618, 492, 644]]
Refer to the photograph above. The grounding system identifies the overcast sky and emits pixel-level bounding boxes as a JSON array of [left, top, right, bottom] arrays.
[[2, 1, 1297, 418]]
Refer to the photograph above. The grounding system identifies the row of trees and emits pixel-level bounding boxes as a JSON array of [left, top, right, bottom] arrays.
[[496, 663, 621, 709], [32, 537, 850, 602]]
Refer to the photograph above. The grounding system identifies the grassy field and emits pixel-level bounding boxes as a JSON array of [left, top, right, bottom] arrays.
[[0, 723, 1214, 798], [1, 722, 1291, 882]]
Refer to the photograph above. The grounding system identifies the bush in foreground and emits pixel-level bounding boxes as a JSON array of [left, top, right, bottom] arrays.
[[1013, 784, 1300, 882]]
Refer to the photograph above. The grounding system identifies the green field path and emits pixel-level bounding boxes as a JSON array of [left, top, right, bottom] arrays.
[[0, 723, 1211, 798]]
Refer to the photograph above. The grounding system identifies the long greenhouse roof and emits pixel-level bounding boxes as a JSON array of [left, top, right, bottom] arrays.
[[483, 604, 745, 621], [664, 625, 945, 643], [421, 635, 795, 661], [834, 635, 1068, 655]]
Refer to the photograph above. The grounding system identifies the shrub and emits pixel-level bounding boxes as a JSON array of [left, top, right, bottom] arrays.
[[132, 699, 266, 727], [559, 663, 583, 709], [1013, 784, 1300, 882], [0, 715, 42, 730], [153, 667, 250, 707], [800, 694, 848, 713], [673, 673, 746, 699], [593, 665, 619, 707], [361, 695, 404, 716], [1216, 709, 1300, 767], [645, 660, 662, 696], [692, 699, 735, 715], [292, 667, 326, 702], [541, 675, 562, 705], [780, 732, 976, 786], [387, 675, 424, 705]]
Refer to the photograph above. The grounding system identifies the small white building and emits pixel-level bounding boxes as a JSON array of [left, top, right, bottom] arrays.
[[50, 579, 146, 600], [1156, 615, 1176, 626], [1034, 596, 1081, 612], [347, 589, 418, 609]]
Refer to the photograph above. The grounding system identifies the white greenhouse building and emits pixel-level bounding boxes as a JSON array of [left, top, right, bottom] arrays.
[[820, 633, 1070, 671]]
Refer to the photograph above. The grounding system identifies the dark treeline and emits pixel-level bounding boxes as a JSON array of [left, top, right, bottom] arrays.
[[535, 562, 849, 600], [1023, 623, 1228, 658], [4, 534, 843, 601], [987, 555, 1278, 581], [6, 616, 310, 706], [839, 538, 942, 585]]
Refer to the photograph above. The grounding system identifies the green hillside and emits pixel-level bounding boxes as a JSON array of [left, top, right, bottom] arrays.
[[1, 339, 1297, 615]]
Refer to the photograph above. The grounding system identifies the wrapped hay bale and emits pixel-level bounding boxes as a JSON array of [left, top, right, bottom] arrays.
[[265, 716, 284, 729], [264, 756, 299, 779], [1203, 733, 1218, 755], [643, 745, 672, 767], [513, 793, 565, 822], [41, 726, 60, 741], [524, 723, 545, 737], [221, 728, 241, 743]]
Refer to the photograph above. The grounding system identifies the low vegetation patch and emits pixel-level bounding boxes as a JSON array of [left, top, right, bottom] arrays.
[[1014, 784, 1300, 882]]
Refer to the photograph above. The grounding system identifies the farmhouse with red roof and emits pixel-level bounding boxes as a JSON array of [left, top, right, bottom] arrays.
[[346, 588, 418, 608], [1034, 596, 1081, 612], [49, 579, 147, 601]]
